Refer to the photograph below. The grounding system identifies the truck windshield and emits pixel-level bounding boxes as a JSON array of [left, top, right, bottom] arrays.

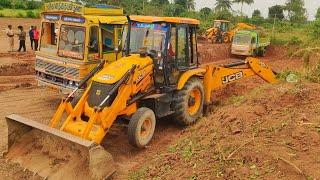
[[233, 34, 252, 45], [128, 22, 168, 54], [58, 25, 85, 60]]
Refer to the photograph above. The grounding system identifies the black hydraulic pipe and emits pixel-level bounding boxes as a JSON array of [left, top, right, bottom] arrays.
[[66, 60, 105, 101], [98, 65, 137, 108], [223, 61, 246, 68]]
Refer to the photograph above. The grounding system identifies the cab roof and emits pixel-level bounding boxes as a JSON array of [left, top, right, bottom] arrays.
[[130, 15, 200, 25]]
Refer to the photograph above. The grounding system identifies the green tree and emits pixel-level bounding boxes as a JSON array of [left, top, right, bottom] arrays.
[[214, 0, 232, 11], [316, 7, 320, 19], [0, 0, 11, 8], [233, 0, 254, 16], [200, 7, 212, 17], [285, 0, 307, 23], [252, 9, 261, 17], [150, 0, 169, 5], [175, 0, 195, 10], [268, 5, 285, 20], [251, 9, 263, 25]]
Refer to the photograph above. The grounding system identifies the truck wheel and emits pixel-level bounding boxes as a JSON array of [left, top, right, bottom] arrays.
[[172, 78, 204, 126], [128, 107, 156, 148], [223, 35, 229, 43]]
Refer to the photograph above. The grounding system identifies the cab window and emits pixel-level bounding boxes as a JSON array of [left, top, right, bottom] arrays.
[[89, 26, 99, 54], [41, 22, 58, 50], [101, 25, 122, 53], [190, 28, 197, 65], [168, 27, 176, 59], [177, 26, 188, 67]]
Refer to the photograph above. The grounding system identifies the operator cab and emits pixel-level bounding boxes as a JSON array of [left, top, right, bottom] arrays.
[[213, 20, 230, 32], [125, 16, 200, 90]]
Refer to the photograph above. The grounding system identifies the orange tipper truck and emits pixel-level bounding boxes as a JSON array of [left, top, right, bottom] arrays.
[[36, 1, 127, 94]]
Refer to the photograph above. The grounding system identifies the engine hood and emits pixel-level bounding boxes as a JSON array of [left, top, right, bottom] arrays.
[[92, 54, 153, 84]]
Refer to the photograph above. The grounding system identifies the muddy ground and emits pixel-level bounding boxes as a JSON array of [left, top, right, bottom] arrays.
[[0, 17, 319, 179]]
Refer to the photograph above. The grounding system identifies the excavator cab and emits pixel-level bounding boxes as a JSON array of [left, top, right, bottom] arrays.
[[125, 16, 200, 90], [213, 20, 230, 32]]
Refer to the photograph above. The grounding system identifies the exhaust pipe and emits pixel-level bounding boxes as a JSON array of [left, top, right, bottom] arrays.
[[2, 114, 115, 179]]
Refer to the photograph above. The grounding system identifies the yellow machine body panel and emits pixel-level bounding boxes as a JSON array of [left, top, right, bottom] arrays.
[[92, 54, 153, 84]]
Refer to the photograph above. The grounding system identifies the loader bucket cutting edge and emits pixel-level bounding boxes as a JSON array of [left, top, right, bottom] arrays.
[[2, 114, 115, 179]]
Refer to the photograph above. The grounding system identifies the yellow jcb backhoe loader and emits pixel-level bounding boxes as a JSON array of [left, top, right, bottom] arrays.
[[2, 16, 277, 179], [205, 20, 257, 43]]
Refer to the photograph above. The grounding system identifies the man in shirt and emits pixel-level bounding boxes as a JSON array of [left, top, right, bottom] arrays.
[[17, 26, 26, 52], [6, 25, 14, 52], [29, 26, 34, 50], [33, 26, 40, 51]]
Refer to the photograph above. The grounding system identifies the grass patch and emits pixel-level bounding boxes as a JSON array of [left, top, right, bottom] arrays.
[[129, 166, 148, 180], [0, 8, 40, 18]]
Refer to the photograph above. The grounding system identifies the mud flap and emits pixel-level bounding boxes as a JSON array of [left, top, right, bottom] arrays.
[[2, 114, 115, 180]]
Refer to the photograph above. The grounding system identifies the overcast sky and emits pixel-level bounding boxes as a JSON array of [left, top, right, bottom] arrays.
[[195, 0, 319, 20]]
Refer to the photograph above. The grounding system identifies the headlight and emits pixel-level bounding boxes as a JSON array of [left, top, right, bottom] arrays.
[[69, 81, 74, 86], [75, 82, 79, 87]]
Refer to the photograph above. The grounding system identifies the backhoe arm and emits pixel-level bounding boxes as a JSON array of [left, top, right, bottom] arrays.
[[203, 57, 277, 104]]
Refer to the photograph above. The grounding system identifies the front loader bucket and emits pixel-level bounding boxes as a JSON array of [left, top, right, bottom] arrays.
[[1, 114, 115, 179]]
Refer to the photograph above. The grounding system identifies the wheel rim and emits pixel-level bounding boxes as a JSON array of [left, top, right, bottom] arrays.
[[223, 36, 229, 43], [187, 88, 201, 116], [140, 118, 152, 138]]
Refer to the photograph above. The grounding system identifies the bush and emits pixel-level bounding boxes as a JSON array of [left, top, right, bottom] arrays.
[[12, 0, 26, 9], [0, 13, 4, 17], [0, 6, 3, 10], [288, 36, 302, 45], [26, 0, 41, 10], [26, 11, 36, 18], [16, 12, 24, 18], [311, 19, 320, 38]]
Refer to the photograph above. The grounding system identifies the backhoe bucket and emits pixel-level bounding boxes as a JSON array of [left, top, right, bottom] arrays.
[[2, 114, 115, 179]]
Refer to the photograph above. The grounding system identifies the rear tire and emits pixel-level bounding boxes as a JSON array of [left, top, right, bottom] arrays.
[[172, 78, 204, 126], [128, 107, 156, 148]]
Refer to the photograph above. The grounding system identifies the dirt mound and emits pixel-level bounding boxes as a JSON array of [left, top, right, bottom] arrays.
[[0, 52, 35, 77], [132, 82, 320, 179], [198, 42, 232, 64], [0, 63, 34, 76]]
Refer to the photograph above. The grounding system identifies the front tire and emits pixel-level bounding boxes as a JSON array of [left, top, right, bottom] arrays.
[[172, 78, 204, 126], [128, 107, 156, 148]]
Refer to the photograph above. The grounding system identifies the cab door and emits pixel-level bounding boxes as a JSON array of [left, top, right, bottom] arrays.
[[101, 24, 123, 63], [87, 25, 100, 61], [165, 25, 197, 86]]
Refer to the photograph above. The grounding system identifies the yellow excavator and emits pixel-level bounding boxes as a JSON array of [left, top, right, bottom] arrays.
[[205, 20, 257, 43], [3, 16, 277, 179]]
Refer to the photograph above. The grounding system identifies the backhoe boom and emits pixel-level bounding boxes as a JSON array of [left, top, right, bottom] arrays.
[[203, 57, 277, 104]]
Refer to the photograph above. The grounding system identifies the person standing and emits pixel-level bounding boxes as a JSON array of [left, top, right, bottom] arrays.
[[33, 26, 40, 51], [6, 25, 14, 52], [17, 26, 26, 52], [29, 26, 34, 50]]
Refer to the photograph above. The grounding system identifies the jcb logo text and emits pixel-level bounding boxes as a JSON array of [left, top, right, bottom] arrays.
[[222, 72, 244, 84]]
